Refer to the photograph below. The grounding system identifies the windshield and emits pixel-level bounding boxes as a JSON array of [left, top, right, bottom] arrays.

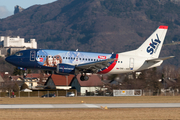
[[15, 52, 23, 56]]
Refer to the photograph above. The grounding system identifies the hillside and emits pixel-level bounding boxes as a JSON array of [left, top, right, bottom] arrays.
[[0, 0, 180, 67]]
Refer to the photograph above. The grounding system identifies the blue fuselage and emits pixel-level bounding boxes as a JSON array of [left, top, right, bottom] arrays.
[[5, 49, 112, 72]]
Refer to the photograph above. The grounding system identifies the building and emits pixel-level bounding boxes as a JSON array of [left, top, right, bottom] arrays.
[[46, 74, 105, 95], [45, 74, 75, 89], [71, 74, 104, 95], [10, 73, 50, 89], [23, 77, 39, 89], [0, 74, 5, 87], [0, 36, 37, 48], [0, 36, 37, 57]]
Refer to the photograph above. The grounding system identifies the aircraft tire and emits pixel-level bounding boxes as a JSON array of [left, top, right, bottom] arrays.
[[80, 76, 85, 81], [84, 75, 89, 81]]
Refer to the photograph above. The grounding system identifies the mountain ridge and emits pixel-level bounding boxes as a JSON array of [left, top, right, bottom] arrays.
[[0, 0, 180, 67]]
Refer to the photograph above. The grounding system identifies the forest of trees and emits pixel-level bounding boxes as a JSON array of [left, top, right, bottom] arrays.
[[105, 65, 180, 95]]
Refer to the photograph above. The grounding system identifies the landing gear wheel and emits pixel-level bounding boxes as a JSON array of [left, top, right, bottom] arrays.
[[84, 75, 89, 81], [80, 76, 84, 81], [80, 74, 89, 81]]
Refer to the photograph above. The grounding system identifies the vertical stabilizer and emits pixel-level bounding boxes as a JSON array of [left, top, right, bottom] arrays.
[[136, 25, 168, 58]]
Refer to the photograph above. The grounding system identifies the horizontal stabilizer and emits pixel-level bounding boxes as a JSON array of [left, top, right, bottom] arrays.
[[146, 56, 174, 62]]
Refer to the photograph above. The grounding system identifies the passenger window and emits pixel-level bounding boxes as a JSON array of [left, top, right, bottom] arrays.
[[79, 58, 81, 60], [63, 57, 65, 59]]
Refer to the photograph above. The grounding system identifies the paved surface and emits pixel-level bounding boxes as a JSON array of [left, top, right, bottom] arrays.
[[1, 103, 180, 109]]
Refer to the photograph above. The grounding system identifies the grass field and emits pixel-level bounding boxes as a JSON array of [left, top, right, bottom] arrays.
[[1, 108, 180, 120], [1, 96, 180, 120], [0, 96, 180, 104]]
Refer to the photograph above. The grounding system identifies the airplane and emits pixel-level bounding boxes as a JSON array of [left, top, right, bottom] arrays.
[[5, 25, 174, 81]]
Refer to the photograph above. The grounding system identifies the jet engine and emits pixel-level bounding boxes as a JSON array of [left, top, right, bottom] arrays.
[[56, 64, 75, 74]]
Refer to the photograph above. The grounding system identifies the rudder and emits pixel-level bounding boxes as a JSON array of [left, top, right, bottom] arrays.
[[136, 25, 168, 58]]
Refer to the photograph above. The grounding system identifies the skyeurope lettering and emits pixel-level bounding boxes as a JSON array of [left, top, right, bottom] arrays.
[[147, 34, 161, 55]]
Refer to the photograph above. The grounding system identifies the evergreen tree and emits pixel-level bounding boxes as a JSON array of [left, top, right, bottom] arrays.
[[20, 83, 29, 90], [13, 67, 25, 75], [108, 74, 118, 80], [13, 83, 20, 92]]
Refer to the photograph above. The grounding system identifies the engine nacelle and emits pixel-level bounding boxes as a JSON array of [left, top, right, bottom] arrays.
[[56, 64, 75, 74]]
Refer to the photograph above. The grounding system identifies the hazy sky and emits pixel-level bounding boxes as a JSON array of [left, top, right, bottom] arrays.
[[0, 0, 57, 19]]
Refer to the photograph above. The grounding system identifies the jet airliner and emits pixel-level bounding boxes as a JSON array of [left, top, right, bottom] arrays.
[[5, 25, 174, 81]]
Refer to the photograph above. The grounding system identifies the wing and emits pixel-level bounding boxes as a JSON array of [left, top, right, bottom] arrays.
[[76, 58, 116, 73]]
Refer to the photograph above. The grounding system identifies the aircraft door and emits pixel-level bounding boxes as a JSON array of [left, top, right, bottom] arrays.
[[129, 58, 134, 70], [30, 51, 36, 61]]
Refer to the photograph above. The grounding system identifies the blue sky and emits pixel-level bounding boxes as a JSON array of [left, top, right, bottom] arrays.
[[0, 0, 57, 19]]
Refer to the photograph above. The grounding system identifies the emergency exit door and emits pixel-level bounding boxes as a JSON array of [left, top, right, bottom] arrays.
[[129, 58, 134, 70], [30, 51, 36, 61]]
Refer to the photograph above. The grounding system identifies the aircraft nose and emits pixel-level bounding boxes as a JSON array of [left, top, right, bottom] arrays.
[[5, 56, 14, 65], [5, 56, 11, 63]]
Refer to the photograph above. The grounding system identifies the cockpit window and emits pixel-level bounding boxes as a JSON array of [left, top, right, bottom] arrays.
[[15, 52, 23, 56]]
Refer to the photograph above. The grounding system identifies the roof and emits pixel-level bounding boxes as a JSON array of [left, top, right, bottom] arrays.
[[76, 74, 103, 87], [21, 88, 32, 92], [0, 75, 4, 82], [26, 73, 50, 78], [50, 74, 75, 86], [10, 73, 51, 81], [11, 76, 23, 81], [0, 72, 9, 78]]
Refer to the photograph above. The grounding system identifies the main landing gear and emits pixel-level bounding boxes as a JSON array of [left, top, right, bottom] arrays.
[[80, 74, 89, 81]]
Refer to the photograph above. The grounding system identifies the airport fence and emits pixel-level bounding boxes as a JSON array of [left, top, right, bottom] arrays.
[[142, 89, 179, 96], [0, 89, 77, 98], [112, 89, 180, 96], [0, 89, 179, 97], [113, 89, 142, 96]]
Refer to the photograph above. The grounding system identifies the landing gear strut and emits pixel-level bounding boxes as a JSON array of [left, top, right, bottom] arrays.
[[80, 74, 89, 81]]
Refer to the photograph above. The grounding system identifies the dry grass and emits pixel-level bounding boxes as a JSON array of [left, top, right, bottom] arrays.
[[0, 108, 180, 120], [0, 96, 180, 104], [1, 96, 180, 120]]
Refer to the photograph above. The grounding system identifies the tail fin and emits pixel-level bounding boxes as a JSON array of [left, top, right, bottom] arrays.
[[137, 25, 168, 58]]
